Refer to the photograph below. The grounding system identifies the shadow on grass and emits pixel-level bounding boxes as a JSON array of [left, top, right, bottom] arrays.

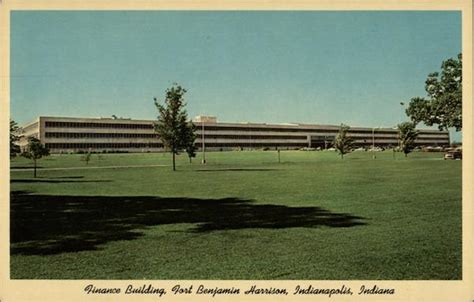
[[10, 166, 43, 170], [11, 179, 111, 183], [11, 191, 366, 255], [196, 168, 279, 172]]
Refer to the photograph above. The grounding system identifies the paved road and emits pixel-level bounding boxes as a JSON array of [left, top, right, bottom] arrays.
[[10, 164, 168, 172]]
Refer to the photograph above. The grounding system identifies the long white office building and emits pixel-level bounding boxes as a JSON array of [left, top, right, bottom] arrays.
[[18, 116, 450, 153]]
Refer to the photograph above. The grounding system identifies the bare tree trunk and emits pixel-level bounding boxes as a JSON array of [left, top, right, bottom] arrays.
[[33, 159, 37, 178], [172, 152, 176, 171]]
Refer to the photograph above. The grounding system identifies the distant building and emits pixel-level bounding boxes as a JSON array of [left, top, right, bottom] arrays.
[[18, 116, 450, 153]]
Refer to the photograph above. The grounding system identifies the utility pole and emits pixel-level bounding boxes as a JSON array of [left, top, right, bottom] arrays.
[[201, 120, 206, 164], [372, 127, 376, 159]]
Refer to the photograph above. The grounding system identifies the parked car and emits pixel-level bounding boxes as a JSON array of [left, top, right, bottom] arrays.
[[425, 146, 444, 152], [444, 150, 462, 160], [367, 147, 383, 152]]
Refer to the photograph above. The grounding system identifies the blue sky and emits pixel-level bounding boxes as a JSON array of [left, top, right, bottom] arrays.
[[10, 11, 462, 140]]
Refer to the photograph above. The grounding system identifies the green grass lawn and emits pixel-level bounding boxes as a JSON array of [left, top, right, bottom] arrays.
[[10, 150, 462, 280]]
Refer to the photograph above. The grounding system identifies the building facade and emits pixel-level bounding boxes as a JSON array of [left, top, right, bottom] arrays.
[[19, 116, 450, 153]]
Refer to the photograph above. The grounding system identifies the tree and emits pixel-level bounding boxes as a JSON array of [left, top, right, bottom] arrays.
[[82, 151, 92, 165], [153, 84, 196, 171], [333, 124, 353, 159], [184, 122, 198, 163], [10, 120, 22, 158], [404, 53, 462, 131], [397, 122, 419, 157], [21, 137, 50, 177]]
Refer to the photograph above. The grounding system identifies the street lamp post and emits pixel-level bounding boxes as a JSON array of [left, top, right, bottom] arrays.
[[392, 126, 399, 160], [201, 120, 206, 164], [372, 127, 375, 159]]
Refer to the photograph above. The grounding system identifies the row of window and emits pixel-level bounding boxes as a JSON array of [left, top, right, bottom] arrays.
[[201, 126, 401, 135], [44, 121, 449, 137], [45, 143, 163, 149], [200, 134, 309, 140], [43, 132, 448, 143], [207, 132, 447, 139], [203, 141, 448, 148], [45, 132, 158, 139], [311, 135, 336, 141], [201, 126, 447, 136], [44, 142, 310, 149], [203, 126, 341, 133], [204, 142, 309, 148], [45, 121, 154, 129], [41, 132, 448, 141], [343, 138, 447, 143], [43, 132, 310, 140], [415, 137, 450, 142], [44, 141, 449, 150]]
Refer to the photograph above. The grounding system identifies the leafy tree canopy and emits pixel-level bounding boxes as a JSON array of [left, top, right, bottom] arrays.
[[397, 122, 419, 157], [21, 137, 50, 177], [333, 124, 353, 159], [405, 53, 462, 131], [21, 137, 50, 160], [10, 120, 22, 158], [154, 84, 196, 170], [184, 121, 198, 163]]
